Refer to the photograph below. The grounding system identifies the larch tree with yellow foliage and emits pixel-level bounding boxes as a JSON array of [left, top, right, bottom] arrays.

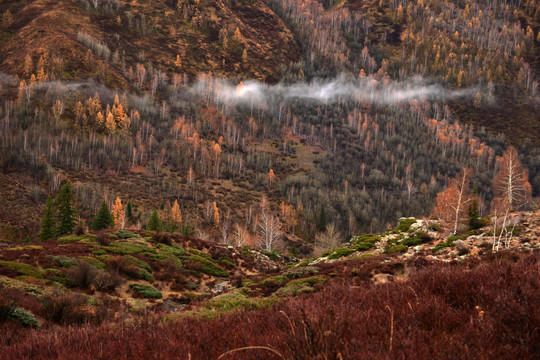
[[171, 200, 182, 231], [112, 197, 125, 229], [213, 201, 220, 227]]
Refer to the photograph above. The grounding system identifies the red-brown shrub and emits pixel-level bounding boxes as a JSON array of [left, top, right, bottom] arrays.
[[1, 253, 539, 359]]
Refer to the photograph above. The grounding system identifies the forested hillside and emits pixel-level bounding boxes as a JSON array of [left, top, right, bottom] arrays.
[[0, 0, 539, 253]]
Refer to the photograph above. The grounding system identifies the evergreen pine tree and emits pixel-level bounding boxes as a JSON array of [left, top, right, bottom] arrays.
[[147, 210, 162, 231], [126, 200, 133, 218], [468, 184, 482, 231], [317, 205, 327, 232], [40, 195, 56, 241], [92, 201, 114, 230], [56, 182, 75, 236]]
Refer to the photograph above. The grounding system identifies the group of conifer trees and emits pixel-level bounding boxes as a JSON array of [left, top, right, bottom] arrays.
[[39, 183, 75, 241]]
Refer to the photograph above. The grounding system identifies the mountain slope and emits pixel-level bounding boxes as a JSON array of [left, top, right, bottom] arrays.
[[0, 0, 300, 85]]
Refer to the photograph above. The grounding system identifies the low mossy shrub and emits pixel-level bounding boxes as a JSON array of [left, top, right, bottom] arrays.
[[0, 276, 43, 296], [396, 218, 416, 232], [218, 257, 235, 267], [114, 230, 140, 239], [284, 266, 319, 278], [275, 276, 326, 297], [8, 307, 39, 327], [158, 244, 186, 256], [0, 261, 45, 278], [401, 232, 432, 247], [129, 284, 162, 299], [350, 234, 380, 247], [240, 247, 255, 258], [384, 244, 408, 254], [44, 268, 70, 286], [7, 245, 44, 252], [46, 255, 78, 268], [261, 250, 279, 261], [297, 258, 314, 267], [204, 291, 276, 312], [327, 247, 356, 260], [57, 234, 96, 243], [432, 239, 456, 253], [184, 254, 229, 278], [447, 235, 464, 243], [78, 257, 106, 270], [260, 275, 287, 286], [188, 249, 212, 259], [118, 256, 154, 282], [104, 242, 156, 255]]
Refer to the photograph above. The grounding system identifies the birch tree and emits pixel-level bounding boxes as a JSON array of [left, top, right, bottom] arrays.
[[490, 147, 532, 251]]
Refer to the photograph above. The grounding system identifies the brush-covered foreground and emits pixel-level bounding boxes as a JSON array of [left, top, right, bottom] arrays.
[[0, 224, 539, 359]]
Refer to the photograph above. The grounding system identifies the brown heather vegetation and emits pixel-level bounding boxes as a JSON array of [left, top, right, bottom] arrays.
[[0, 251, 538, 359]]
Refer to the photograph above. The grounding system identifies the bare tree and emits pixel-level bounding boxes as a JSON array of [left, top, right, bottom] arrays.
[[233, 223, 249, 247], [257, 210, 282, 252], [315, 223, 342, 251], [490, 147, 532, 251]]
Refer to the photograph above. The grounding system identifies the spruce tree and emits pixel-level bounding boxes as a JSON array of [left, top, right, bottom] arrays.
[[56, 182, 75, 236], [39, 195, 56, 241], [317, 205, 327, 232], [126, 200, 133, 218], [147, 210, 162, 231], [92, 201, 113, 230]]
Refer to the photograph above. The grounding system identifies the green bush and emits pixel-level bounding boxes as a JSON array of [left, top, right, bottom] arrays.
[[123, 256, 154, 282], [401, 232, 432, 247], [158, 244, 186, 256], [46, 255, 78, 268], [57, 234, 96, 243], [432, 237, 458, 253], [327, 247, 356, 260], [384, 245, 408, 254], [8, 307, 39, 327], [284, 266, 319, 278], [114, 230, 140, 239], [45, 268, 70, 286], [396, 218, 416, 232], [218, 257, 235, 267], [350, 234, 380, 246], [188, 249, 212, 260], [129, 283, 162, 299], [261, 250, 279, 261], [260, 275, 287, 286], [205, 291, 275, 312], [0, 277, 44, 296], [184, 254, 229, 278], [275, 276, 326, 296], [0, 261, 45, 278], [7, 245, 44, 251], [78, 256, 106, 270], [104, 242, 156, 255], [240, 247, 255, 258]]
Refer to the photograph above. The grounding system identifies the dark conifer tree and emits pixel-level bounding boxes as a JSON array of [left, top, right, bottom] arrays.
[[126, 200, 133, 218], [56, 182, 75, 236], [92, 201, 114, 230], [147, 210, 162, 231], [40, 195, 56, 241]]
